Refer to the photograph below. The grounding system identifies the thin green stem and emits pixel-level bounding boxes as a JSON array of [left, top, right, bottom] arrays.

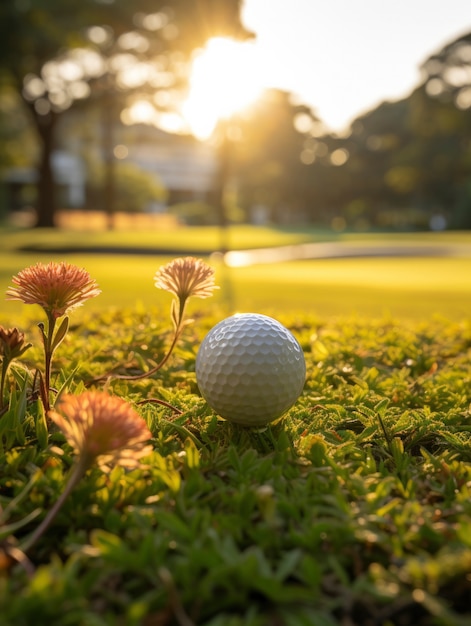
[[20, 456, 89, 554], [42, 314, 56, 412], [0, 358, 9, 410], [376, 412, 394, 457], [177, 296, 187, 329], [109, 324, 184, 381], [92, 297, 188, 383]]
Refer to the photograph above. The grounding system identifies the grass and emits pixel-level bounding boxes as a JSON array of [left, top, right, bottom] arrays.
[[1, 299, 471, 625], [1, 224, 471, 623], [227, 256, 471, 320], [0, 222, 316, 254], [1, 224, 471, 320]]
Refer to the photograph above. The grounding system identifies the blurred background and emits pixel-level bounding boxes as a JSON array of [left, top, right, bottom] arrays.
[[1, 0, 471, 233], [1, 0, 471, 321]]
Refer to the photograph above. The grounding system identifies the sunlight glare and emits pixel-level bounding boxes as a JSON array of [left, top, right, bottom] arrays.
[[122, 100, 157, 125], [182, 37, 263, 140]]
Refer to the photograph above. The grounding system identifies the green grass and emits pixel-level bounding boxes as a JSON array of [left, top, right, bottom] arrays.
[[227, 256, 471, 320], [1, 225, 471, 624], [1, 303, 471, 625], [1, 225, 471, 320], [0, 223, 316, 255]]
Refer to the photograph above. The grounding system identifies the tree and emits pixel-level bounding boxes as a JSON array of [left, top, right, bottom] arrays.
[[417, 31, 471, 227], [333, 99, 417, 227], [420, 31, 471, 109], [301, 30, 471, 230], [88, 160, 167, 214], [228, 89, 323, 223], [0, 0, 249, 227]]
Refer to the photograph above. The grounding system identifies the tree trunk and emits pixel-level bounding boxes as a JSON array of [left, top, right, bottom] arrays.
[[102, 95, 116, 231], [35, 112, 58, 228]]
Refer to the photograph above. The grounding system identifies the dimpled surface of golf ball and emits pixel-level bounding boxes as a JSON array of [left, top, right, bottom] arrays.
[[195, 313, 306, 427]]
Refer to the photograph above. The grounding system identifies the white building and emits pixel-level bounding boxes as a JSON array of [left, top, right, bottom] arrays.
[[123, 125, 219, 205], [3, 123, 220, 212]]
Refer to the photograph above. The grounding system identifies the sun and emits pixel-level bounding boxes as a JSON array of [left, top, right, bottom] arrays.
[[182, 37, 263, 140]]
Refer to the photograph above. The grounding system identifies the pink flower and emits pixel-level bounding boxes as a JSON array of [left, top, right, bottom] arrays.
[[6, 262, 101, 318], [49, 392, 152, 471], [154, 257, 217, 303], [0, 326, 32, 409], [0, 326, 31, 361]]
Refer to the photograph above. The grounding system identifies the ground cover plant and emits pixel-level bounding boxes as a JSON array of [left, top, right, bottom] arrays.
[[1, 255, 471, 626]]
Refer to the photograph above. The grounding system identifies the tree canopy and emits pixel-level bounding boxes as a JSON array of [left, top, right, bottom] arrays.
[[0, 0, 249, 226], [230, 31, 471, 230]]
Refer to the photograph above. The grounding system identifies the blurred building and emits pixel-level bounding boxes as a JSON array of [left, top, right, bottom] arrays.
[[123, 125, 218, 206], [3, 151, 86, 211], [2, 124, 219, 214]]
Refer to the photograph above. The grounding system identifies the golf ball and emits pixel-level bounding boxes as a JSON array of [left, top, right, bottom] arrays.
[[195, 313, 306, 427]]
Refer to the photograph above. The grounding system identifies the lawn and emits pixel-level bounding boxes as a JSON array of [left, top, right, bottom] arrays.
[[1, 225, 471, 625], [1, 225, 471, 320]]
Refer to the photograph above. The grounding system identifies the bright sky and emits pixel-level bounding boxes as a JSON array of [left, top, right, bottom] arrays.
[[240, 0, 471, 132]]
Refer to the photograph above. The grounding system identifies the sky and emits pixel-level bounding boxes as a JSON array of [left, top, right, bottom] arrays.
[[240, 0, 471, 133]]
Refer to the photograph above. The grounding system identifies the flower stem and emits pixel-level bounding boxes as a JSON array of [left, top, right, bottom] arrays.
[[0, 358, 9, 410], [42, 314, 56, 412], [92, 299, 187, 383], [110, 324, 184, 381], [20, 456, 89, 554]]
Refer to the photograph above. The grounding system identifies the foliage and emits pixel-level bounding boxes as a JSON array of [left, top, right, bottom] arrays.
[[0, 87, 37, 170], [0, 0, 249, 227], [2, 16, 471, 231], [1, 296, 471, 624], [87, 161, 167, 214], [420, 31, 471, 111], [168, 201, 219, 225], [209, 33, 471, 230], [228, 89, 323, 223], [298, 31, 471, 229], [333, 82, 471, 231]]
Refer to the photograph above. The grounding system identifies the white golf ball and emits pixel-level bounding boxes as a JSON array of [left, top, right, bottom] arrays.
[[195, 313, 306, 427]]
